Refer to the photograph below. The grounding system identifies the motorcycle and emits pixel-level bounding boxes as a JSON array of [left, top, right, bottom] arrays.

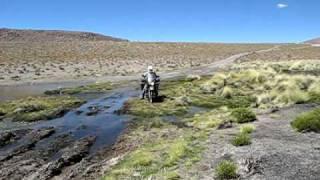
[[142, 75, 160, 103]]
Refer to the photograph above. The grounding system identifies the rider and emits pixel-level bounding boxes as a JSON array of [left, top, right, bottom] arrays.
[[140, 66, 159, 99]]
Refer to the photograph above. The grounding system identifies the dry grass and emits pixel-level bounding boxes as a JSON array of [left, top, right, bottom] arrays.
[[0, 42, 273, 82], [237, 44, 320, 63]]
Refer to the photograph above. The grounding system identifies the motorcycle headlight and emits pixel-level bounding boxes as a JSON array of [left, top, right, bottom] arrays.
[[150, 82, 155, 86]]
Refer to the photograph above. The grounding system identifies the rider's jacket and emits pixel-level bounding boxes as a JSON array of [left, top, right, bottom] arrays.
[[142, 71, 158, 84]]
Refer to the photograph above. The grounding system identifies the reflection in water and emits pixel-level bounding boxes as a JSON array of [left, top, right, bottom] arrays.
[[0, 80, 92, 102]]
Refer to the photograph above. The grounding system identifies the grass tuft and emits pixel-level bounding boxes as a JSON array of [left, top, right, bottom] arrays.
[[291, 108, 320, 132], [231, 108, 256, 123], [215, 160, 238, 179], [231, 132, 252, 146], [240, 124, 256, 134]]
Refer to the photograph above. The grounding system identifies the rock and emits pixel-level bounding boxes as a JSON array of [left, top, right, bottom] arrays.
[[0, 132, 14, 147], [75, 110, 83, 115], [28, 136, 96, 180], [217, 121, 233, 130], [0, 127, 55, 162], [86, 106, 101, 116], [186, 74, 201, 81], [0, 129, 31, 148]]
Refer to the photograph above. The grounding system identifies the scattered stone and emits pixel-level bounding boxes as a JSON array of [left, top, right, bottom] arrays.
[[217, 121, 233, 130]]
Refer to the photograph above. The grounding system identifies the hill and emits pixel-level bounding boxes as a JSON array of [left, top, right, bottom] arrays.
[[304, 37, 320, 44], [0, 28, 128, 42]]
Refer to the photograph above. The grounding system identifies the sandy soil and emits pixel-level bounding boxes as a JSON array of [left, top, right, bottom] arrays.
[[185, 104, 320, 180], [0, 42, 274, 86]]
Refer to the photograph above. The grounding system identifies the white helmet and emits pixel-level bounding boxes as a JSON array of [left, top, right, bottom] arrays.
[[148, 66, 153, 72]]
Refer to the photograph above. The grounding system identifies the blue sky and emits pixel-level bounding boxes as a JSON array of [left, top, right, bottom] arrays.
[[1, 0, 319, 43]]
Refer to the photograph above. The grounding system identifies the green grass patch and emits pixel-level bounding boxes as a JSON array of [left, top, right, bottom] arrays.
[[231, 108, 256, 123], [291, 108, 320, 132], [0, 96, 84, 122], [126, 98, 188, 117], [215, 160, 238, 179], [104, 128, 205, 179], [45, 82, 113, 95], [186, 108, 230, 130], [240, 124, 256, 134], [163, 138, 190, 167], [190, 94, 254, 109], [231, 132, 252, 146]]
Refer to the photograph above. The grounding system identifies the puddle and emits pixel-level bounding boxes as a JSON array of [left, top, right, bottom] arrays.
[[0, 80, 93, 102]]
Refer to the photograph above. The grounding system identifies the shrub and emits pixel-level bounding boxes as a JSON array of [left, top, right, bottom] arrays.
[[291, 108, 320, 132], [231, 108, 256, 123], [231, 132, 251, 146], [240, 124, 256, 134], [215, 160, 238, 179]]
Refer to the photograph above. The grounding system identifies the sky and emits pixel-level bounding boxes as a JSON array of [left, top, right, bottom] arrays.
[[0, 0, 319, 43]]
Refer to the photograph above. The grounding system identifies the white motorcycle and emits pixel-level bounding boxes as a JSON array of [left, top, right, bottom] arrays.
[[143, 75, 160, 103]]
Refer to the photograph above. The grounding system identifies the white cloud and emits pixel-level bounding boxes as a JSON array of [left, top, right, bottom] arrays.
[[277, 3, 288, 9]]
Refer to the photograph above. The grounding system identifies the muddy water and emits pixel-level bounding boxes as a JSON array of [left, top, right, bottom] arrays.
[[0, 87, 139, 154], [0, 80, 94, 102]]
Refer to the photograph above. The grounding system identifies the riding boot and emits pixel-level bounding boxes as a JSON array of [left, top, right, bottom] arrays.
[[140, 91, 145, 99]]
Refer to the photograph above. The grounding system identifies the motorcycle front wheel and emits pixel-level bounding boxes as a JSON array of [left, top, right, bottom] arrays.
[[148, 90, 153, 103]]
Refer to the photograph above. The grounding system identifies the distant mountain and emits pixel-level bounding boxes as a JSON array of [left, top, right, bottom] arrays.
[[304, 37, 320, 44], [0, 28, 128, 42]]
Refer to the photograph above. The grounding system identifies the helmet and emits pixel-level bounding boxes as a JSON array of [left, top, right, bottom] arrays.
[[148, 66, 153, 72]]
